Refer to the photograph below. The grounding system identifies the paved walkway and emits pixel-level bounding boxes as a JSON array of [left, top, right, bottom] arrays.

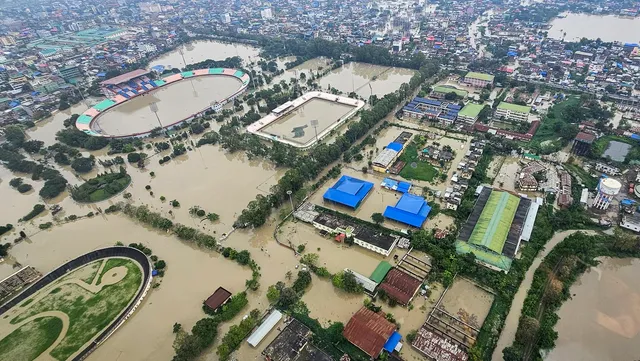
[[491, 229, 598, 360]]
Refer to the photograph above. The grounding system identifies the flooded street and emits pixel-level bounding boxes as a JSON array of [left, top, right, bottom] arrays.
[[548, 13, 640, 43], [318, 62, 415, 98], [149, 40, 261, 69], [546, 257, 640, 361], [94, 76, 243, 136]]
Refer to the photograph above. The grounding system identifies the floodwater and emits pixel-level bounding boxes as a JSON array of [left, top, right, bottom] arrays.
[[546, 257, 640, 361], [93, 76, 243, 136], [548, 13, 640, 43], [1, 215, 251, 361], [318, 62, 415, 98], [260, 98, 355, 146], [440, 278, 494, 327], [26, 101, 94, 146], [492, 230, 598, 361], [149, 40, 261, 69]]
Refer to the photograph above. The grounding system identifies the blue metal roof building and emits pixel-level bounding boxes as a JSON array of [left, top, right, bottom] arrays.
[[381, 178, 412, 193], [323, 175, 374, 209], [386, 142, 403, 152], [383, 193, 431, 227], [383, 331, 402, 352]]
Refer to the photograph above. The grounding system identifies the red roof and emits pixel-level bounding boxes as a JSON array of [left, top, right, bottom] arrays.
[[100, 69, 150, 86], [204, 287, 232, 310], [343, 307, 396, 357], [575, 131, 596, 143], [379, 268, 422, 305]]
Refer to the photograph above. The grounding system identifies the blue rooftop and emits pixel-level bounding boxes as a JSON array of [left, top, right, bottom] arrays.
[[414, 97, 441, 107], [383, 331, 402, 352], [383, 193, 431, 228], [323, 175, 374, 209], [381, 178, 411, 193], [387, 142, 403, 152]]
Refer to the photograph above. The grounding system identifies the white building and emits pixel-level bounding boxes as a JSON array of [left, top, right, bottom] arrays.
[[495, 102, 531, 122], [221, 13, 231, 24], [261, 8, 273, 19], [620, 214, 640, 233], [595, 163, 620, 176]]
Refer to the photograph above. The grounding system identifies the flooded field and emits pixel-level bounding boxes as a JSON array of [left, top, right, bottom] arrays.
[[441, 278, 494, 327], [149, 40, 261, 69], [546, 257, 640, 361], [93, 75, 244, 136], [548, 13, 640, 43], [318, 62, 415, 98], [259, 98, 356, 146], [279, 221, 384, 275]]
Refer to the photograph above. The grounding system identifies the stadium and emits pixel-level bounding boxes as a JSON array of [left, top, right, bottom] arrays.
[[455, 187, 539, 272], [76, 68, 250, 138], [247, 91, 365, 149], [0, 247, 152, 361]]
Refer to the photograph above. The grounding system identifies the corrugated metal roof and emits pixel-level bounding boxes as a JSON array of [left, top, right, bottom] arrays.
[[343, 307, 396, 357], [247, 309, 282, 347]]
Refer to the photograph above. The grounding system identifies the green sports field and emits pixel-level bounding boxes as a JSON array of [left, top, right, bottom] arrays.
[[468, 191, 520, 254]]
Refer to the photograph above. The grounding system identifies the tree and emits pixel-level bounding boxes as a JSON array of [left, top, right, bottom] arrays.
[[267, 285, 280, 303], [22, 140, 44, 154], [292, 270, 312, 293], [9, 178, 23, 188], [71, 156, 94, 173], [515, 316, 540, 344], [4, 125, 25, 145], [127, 152, 142, 163], [235, 250, 251, 265], [173, 323, 182, 333], [544, 277, 564, 303], [300, 253, 319, 267], [444, 91, 458, 101], [190, 122, 205, 134], [277, 287, 298, 309], [371, 212, 384, 225], [342, 271, 364, 293]]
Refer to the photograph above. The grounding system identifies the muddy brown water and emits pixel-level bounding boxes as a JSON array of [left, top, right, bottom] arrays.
[[546, 257, 640, 361], [149, 41, 261, 69], [318, 62, 416, 98], [0, 215, 251, 361], [26, 102, 97, 146], [93, 76, 244, 136], [259, 98, 356, 146], [548, 13, 640, 43]]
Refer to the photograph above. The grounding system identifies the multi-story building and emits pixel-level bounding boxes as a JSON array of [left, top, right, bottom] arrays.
[[595, 163, 620, 176], [261, 8, 273, 20], [457, 103, 484, 124], [402, 97, 460, 126], [221, 13, 231, 24], [0, 36, 16, 46], [463, 71, 494, 87], [30, 75, 66, 94], [59, 66, 83, 82], [621, 213, 640, 233], [495, 102, 531, 122], [8, 72, 27, 91]]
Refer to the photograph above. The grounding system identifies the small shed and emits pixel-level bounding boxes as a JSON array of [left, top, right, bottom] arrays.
[[204, 287, 232, 311]]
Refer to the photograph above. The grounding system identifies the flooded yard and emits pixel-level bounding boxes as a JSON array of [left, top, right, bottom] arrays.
[[149, 40, 261, 69], [318, 62, 415, 98], [441, 278, 494, 327], [546, 257, 640, 361]]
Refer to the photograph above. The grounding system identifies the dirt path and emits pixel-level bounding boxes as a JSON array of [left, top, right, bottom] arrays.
[[492, 229, 598, 361]]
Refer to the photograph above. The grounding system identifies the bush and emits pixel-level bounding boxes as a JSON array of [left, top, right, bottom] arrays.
[[9, 178, 23, 188], [171, 200, 180, 207], [145, 185, 151, 190], [17, 183, 33, 193], [71, 156, 94, 173], [154, 260, 166, 269], [196, 209, 206, 217], [38, 222, 53, 230], [20, 204, 46, 222], [127, 152, 142, 163]]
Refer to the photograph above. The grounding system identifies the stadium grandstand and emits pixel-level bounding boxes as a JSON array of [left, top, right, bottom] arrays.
[[455, 187, 535, 272], [76, 68, 250, 137]]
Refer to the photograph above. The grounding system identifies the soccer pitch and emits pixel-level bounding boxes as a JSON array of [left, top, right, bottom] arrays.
[[468, 191, 520, 254]]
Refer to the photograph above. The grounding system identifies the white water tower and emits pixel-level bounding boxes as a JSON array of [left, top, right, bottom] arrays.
[[592, 177, 621, 210]]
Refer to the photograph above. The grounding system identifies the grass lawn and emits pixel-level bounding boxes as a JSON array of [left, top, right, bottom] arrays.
[[71, 173, 131, 203], [532, 96, 581, 145], [564, 163, 598, 189], [8, 258, 143, 361], [398, 143, 439, 182], [0, 317, 63, 361]]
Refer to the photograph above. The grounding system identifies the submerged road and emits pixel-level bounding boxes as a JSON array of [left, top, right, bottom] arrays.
[[491, 229, 598, 361]]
